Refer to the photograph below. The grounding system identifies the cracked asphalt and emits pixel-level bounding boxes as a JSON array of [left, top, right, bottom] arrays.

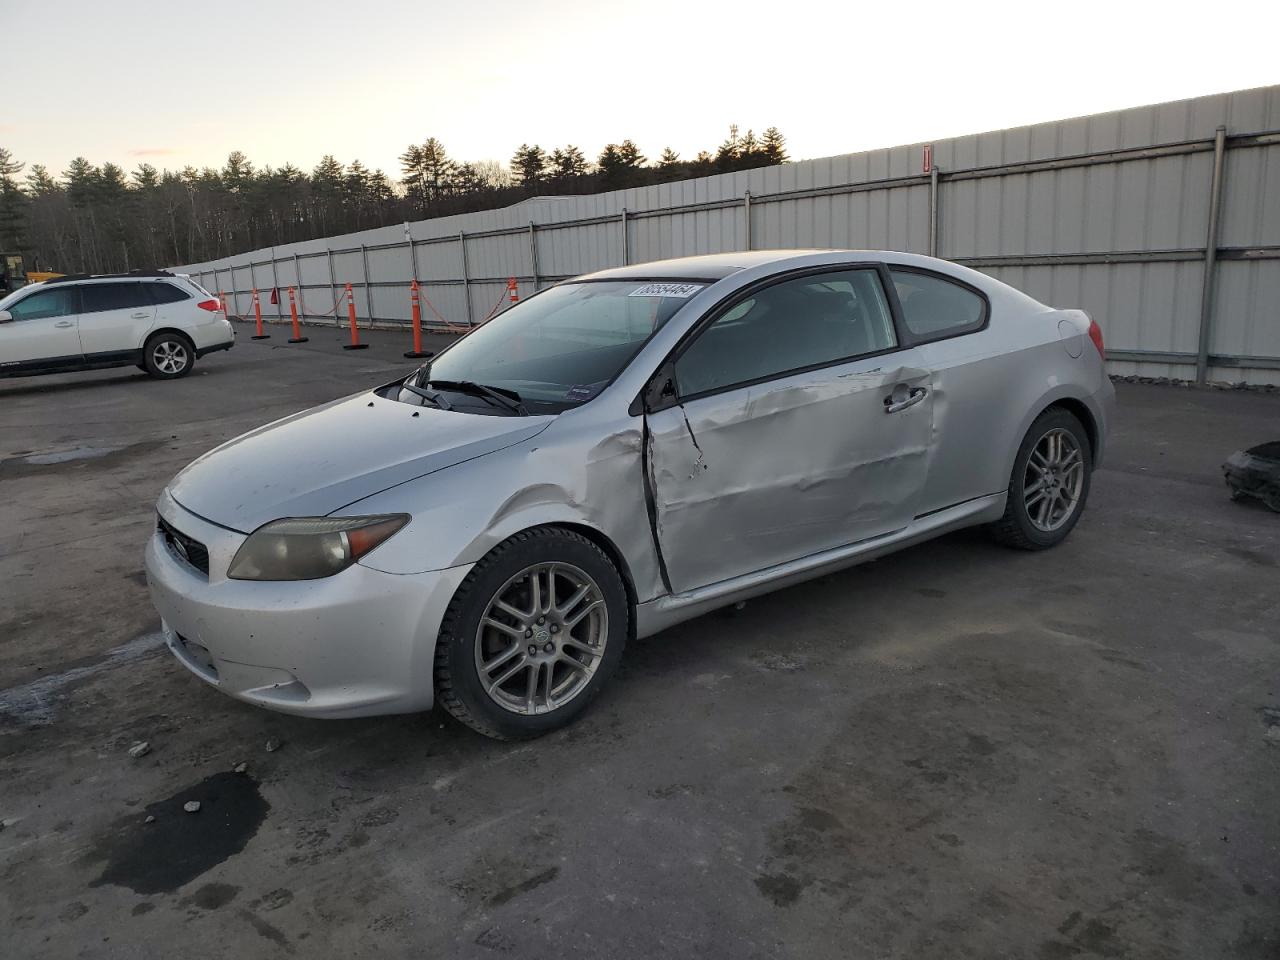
[[2, 323, 1278, 958]]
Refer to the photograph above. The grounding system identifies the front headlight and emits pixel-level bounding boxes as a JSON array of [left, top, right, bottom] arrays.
[[227, 515, 409, 581]]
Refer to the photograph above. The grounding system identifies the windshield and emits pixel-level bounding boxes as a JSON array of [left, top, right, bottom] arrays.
[[414, 280, 704, 413]]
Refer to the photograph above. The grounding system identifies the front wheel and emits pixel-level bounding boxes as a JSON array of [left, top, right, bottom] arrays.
[[143, 332, 195, 379], [989, 408, 1093, 550], [434, 527, 628, 740]]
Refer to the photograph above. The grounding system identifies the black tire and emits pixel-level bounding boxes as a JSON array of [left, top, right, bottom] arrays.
[[142, 331, 196, 379], [434, 527, 629, 740], [989, 407, 1093, 550]]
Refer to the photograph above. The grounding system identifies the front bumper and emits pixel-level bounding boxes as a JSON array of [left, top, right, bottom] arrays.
[[144, 491, 471, 718]]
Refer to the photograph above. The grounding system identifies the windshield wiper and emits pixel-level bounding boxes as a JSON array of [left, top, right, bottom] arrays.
[[399, 380, 452, 411], [427, 379, 529, 416]]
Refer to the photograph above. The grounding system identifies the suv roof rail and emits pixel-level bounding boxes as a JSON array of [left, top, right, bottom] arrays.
[[46, 269, 175, 285]]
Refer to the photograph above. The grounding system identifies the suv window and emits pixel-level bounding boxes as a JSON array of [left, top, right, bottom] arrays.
[[676, 269, 897, 397], [890, 269, 986, 340], [148, 282, 191, 305], [7, 287, 78, 321], [81, 282, 153, 313]]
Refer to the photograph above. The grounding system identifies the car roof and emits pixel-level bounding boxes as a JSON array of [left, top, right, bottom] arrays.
[[42, 271, 185, 287], [578, 250, 836, 281]]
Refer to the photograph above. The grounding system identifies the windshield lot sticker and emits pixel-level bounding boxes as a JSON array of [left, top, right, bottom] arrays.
[[565, 383, 601, 402], [628, 283, 704, 299]]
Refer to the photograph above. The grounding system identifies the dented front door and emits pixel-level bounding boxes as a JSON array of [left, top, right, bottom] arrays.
[[646, 351, 934, 592]]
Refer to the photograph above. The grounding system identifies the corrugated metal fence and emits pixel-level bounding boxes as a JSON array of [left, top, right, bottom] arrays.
[[175, 85, 1280, 385]]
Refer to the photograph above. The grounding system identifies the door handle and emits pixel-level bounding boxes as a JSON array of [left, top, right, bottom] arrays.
[[884, 385, 928, 414], [54, 320, 75, 328], [130, 312, 151, 319]]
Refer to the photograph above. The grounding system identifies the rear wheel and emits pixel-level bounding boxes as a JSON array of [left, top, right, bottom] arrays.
[[989, 408, 1093, 550], [143, 332, 195, 379], [434, 527, 628, 740]]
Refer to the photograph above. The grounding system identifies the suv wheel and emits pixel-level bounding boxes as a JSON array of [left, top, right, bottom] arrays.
[[434, 527, 628, 740], [144, 332, 195, 379]]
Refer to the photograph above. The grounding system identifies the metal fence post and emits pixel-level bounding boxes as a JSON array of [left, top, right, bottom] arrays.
[[360, 243, 372, 327], [744, 191, 752, 250], [459, 231, 473, 326], [528, 221, 541, 290], [406, 238, 418, 283], [621, 208, 629, 265], [326, 249, 337, 327], [1195, 126, 1227, 385], [292, 253, 302, 321], [929, 165, 940, 257]]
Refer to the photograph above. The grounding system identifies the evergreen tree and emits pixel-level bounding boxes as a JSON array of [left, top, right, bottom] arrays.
[[550, 145, 588, 181], [0, 147, 22, 184], [345, 160, 372, 226], [399, 142, 427, 211], [510, 144, 547, 188], [715, 125, 740, 172], [420, 138, 454, 200], [25, 163, 58, 196], [617, 140, 646, 170], [596, 143, 625, 186], [222, 151, 254, 191], [658, 147, 680, 168], [310, 155, 345, 235], [0, 148, 26, 252], [761, 127, 788, 165], [368, 169, 395, 210], [452, 162, 488, 195]]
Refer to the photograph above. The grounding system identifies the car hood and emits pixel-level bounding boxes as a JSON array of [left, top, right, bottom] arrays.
[[168, 391, 552, 532]]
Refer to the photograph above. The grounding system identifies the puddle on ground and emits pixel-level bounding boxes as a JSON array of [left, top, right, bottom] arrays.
[[90, 772, 270, 894]]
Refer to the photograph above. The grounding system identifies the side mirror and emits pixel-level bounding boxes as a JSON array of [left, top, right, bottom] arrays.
[[0, 310, 13, 324]]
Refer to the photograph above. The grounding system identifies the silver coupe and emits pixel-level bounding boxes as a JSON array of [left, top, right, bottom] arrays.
[[145, 250, 1114, 739]]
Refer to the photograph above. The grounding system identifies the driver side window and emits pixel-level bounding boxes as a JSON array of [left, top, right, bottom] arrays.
[[7, 288, 78, 322], [675, 268, 897, 398]]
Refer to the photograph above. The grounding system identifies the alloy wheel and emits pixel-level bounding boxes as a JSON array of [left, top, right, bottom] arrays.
[[153, 340, 188, 375], [474, 562, 609, 715], [1023, 427, 1085, 532]]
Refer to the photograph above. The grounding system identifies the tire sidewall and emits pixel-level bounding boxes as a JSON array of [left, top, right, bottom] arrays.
[[144, 332, 195, 379], [439, 531, 628, 739], [1007, 410, 1093, 548]]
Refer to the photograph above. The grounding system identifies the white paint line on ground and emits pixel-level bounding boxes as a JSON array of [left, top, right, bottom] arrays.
[[0, 632, 165, 727]]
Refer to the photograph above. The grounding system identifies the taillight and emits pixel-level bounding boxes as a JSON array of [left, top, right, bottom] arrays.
[[197, 298, 221, 312], [1087, 319, 1105, 358]]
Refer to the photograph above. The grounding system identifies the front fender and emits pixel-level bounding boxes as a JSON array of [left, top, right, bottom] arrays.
[[343, 419, 666, 604]]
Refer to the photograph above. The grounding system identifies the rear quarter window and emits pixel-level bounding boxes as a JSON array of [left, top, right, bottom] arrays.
[[890, 269, 987, 342], [148, 282, 191, 305]]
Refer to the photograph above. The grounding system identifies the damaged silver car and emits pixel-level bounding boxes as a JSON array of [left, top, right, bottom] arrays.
[[145, 250, 1114, 739]]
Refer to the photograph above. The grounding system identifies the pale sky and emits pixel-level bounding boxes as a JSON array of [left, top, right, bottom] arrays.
[[4, 0, 1279, 180]]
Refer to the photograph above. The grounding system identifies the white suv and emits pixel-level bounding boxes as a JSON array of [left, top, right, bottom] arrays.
[[0, 271, 235, 380]]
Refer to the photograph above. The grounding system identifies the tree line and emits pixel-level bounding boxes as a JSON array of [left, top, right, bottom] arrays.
[[0, 126, 787, 274]]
